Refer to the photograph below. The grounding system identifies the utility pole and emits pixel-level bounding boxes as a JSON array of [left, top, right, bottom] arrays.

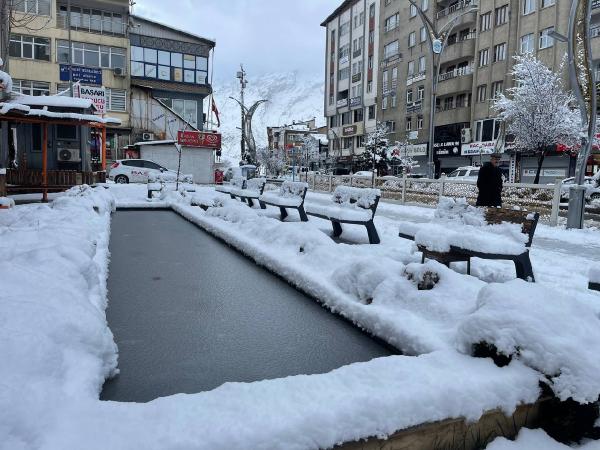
[[67, 0, 74, 97], [236, 65, 247, 163]]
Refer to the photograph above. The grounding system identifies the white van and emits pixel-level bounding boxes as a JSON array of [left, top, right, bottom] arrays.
[[446, 166, 480, 181]]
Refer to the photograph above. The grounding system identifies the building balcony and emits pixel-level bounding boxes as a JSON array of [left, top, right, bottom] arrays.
[[436, 0, 476, 28], [438, 64, 473, 82], [337, 98, 349, 108], [441, 37, 475, 64], [592, 25, 600, 38], [435, 105, 471, 127], [436, 69, 473, 96], [57, 10, 128, 36], [407, 72, 427, 87], [594, 0, 600, 13], [406, 100, 423, 114]]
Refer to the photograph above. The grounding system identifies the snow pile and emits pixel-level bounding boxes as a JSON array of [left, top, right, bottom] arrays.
[[457, 280, 600, 403], [486, 428, 600, 449], [0, 197, 15, 208], [0, 186, 117, 449], [589, 265, 600, 284], [0, 68, 13, 94], [281, 181, 308, 197], [434, 196, 485, 226], [259, 181, 308, 207], [333, 186, 380, 209]]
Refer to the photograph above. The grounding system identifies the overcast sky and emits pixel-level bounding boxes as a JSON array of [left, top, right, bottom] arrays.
[[135, 0, 340, 83]]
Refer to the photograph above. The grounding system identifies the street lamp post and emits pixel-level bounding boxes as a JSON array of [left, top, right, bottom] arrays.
[[408, 0, 478, 179], [550, 0, 596, 229]]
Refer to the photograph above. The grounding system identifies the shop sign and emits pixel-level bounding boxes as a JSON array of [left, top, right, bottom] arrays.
[[461, 141, 499, 156], [523, 168, 566, 178], [75, 85, 105, 115], [342, 125, 357, 136], [388, 143, 427, 158], [177, 131, 222, 149], [337, 156, 353, 163], [434, 140, 461, 156], [59, 64, 102, 85]]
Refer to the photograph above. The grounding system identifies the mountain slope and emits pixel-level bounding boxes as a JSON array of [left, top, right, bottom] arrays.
[[210, 71, 325, 160]]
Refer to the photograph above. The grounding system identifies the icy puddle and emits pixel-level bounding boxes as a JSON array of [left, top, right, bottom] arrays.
[[101, 210, 393, 402]]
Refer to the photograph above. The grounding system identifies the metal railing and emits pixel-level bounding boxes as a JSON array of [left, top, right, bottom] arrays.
[[296, 173, 563, 226], [56, 12, 127, 36], [438, 65, 474, 82], [436, 0, 474, 19]]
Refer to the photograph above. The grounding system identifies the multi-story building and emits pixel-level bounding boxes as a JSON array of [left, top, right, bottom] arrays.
[[128, 15, 215, 145], [321, 0, 380, 172], [370, 0, 600, 182], [267, 118, 328, 169], [6, 0, 131, 164]]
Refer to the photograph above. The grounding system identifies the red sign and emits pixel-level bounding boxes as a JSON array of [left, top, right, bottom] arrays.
[[177, 131, 222, 149]]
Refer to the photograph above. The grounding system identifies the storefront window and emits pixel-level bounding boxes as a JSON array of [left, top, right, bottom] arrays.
[[130, 46, 209, 85]]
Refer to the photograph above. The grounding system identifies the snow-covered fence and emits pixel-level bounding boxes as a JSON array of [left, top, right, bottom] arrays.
[[300, 174, 562, 226]]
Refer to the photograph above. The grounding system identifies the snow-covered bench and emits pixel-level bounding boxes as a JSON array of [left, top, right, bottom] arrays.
[[230, 178, 267, 208], [258, 181, 309, 221], [215, 177, 245, 196], [398, 207, 540, 281], [306, 186, 381, 244]]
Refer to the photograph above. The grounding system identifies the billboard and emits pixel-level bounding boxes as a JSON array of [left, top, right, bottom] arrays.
[[177, 131, 222, 149], [75, 85, 106, 115]]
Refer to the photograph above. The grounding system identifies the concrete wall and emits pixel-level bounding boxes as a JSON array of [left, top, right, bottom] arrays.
[[139, 144, 214, 184]]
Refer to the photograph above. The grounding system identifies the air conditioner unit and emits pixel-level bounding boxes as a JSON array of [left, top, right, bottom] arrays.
[[142, 132, 155, 141], [113, 67, 125, 76], [461, 128, 472, 144], [57, 148, 81, 162]]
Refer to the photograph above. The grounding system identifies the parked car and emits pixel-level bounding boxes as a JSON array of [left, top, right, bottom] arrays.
[[353, 171, 375, 178], [445, 166, 480, 181], [560, 177, 600, 201], [223, 165, 257, 182], [108, 159, 193, 184]]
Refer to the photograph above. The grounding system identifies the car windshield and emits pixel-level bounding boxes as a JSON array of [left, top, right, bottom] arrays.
[[457, 170, 468, 176]]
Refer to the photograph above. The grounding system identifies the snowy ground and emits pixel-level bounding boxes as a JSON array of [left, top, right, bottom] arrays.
[[2, 183, 600, 449]]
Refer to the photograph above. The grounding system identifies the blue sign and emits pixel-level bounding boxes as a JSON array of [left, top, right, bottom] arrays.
[[59, 65, 102, 85]]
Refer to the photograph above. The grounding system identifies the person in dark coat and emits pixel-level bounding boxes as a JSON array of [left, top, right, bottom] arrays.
[[476, 153, 503, 207]]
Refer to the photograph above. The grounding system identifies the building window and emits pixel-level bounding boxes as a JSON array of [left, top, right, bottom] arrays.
[[418, 56, 426, 73], [539, 27, 555, 49], [541, 0, 555, 7], [391, 93, 397, 108], [408, 31, 416, 47], [410, 4, 417, 17], [368, 105, 375, 120], [406, 89, 413, 103], [383, 40, 399, 59], [329, 95, 334, 105], [420, 26, 427, 43], [11, 79, 50, 96], [107, 88, 127, 112], [495, 5, 508, 26], [130, 45, 208, 84], [384, 13, 399, 32], [368, 55, 373, 69], [417, 115, 424, 129], [387, 120, 396, 132], [417, 85, 425, 101], [169, 99, 198, 127], [9, 34, 50, 61], [493, 43, 506, 62], [57, 5, 126, 35], [456, 93, 470, 108], [354, 108, 364, 122], [58, 40, 125, 70], [405, 117, 412, 131], [382, 96, 388, 110], [339, 44, 350, 61], [407, 60, 415, 77], [367, 81, 372, 93], [339, 22, 350, 37], [421, 0, 429, 11], [522, 0, 535, 15], [369, 3, 376, 17], [491, 81, 504, 98], [13, 0, 50, 15], [477, 85, 487, 102], [478, 48, 489, 67], [338, 67, 350, 80], [474, 118, 502, 142], [520, 33, 534, 53], [480, 12, 491, 32], [443, 96, 454, 110]]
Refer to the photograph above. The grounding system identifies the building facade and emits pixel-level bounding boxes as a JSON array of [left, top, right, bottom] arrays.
[[321, 0, 380, 172], [6, 0, 131, 165], [128, 15, 214, 145], [325, 0, 600, 182], [267, 118, 328, 170]]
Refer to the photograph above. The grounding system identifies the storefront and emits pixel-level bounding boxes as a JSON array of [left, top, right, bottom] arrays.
[[434, 123, 470, 177]]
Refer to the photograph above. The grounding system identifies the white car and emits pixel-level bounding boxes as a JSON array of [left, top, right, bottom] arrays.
[[108, 159, 193, 184], [353, 171, 375, 178], [445, 166, 480, 181], [560, 177, 600, 201]]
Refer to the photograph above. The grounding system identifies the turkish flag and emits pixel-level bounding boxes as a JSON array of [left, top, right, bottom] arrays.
[[211, 97, 221, 128]]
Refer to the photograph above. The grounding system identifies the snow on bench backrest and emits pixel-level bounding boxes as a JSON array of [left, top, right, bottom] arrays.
[[332, 186, 381, 209], [279, 181, 308, 198], [246, 178, 266, 192], [231, 177, 246, 188]]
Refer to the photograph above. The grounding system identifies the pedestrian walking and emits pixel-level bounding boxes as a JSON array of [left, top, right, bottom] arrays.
[[476, 153, 503, 207]]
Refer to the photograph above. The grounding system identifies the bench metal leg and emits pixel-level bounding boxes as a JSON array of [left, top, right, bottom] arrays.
[[258, 200, 267, 210], [331, 220, 343, 238], [467, 258, 471, 275], [365, 221, 380, 244], [298, 205, 308, 222], [513, 253, 535, 282], [247, 198, 254, 208], [279, 207, 288, 221], [229, 194, 235, 200]]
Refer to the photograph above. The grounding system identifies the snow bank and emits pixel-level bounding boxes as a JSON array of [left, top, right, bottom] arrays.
[[0, 186, 117, 449], [486, 428, 600, 449], [457, 280, 600, 403]]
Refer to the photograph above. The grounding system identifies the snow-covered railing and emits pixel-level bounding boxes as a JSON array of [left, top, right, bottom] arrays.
[[298, 173, 563, 226]]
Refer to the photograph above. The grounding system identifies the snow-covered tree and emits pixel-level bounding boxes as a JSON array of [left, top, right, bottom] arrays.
[[388, 140, 418, 175], [493, 53, 582, 184], [0, 58, 12, 101], [357, 122, 390, 176], [256, 146, 285, 176], [299, 134, 320, 168]]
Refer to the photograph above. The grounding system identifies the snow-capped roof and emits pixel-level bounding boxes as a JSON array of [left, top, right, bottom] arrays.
[[131, 14, 215, 46], [312, 133, 329, 144], [12, 94, 93, 109], [0, 101, 121, 125]]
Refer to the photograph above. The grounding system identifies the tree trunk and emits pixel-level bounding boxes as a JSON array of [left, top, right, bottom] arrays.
[[0, 0, 11, 71], [533, 149, 546, 185]]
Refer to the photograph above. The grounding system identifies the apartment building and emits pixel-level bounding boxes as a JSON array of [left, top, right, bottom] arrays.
[[6, 0, 130, 164], [128, 15, 214, 145], [321, 0, 380, 172], [370, 0, 600, 182], [267, 119, 328, 169]]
